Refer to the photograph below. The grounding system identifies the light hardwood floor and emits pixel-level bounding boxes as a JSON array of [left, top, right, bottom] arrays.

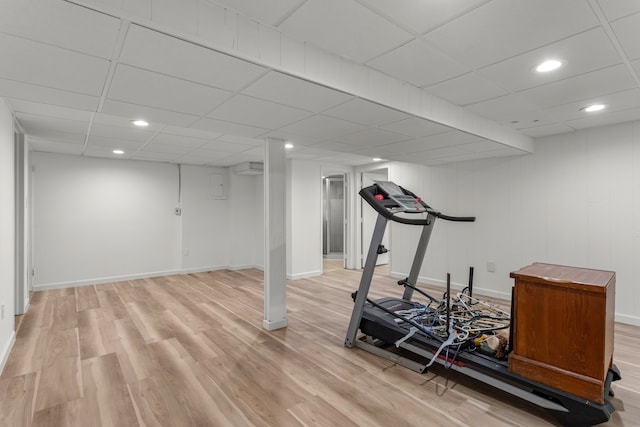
[[1, 267, 638, 426]]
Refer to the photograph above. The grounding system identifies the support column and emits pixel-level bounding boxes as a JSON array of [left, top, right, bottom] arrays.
[[263, 137, 288, 331]]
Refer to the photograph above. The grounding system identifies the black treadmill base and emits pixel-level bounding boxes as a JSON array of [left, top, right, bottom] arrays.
[[359, 297, 619, 427]]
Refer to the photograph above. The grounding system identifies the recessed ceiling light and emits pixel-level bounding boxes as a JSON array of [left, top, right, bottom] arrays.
[[284, 143, 294, 149], [131, 119, 149, 127], [581, 104, 606, 113], [373, 158, 382, 162], [535, 59, 563, 73], [113, 149, 125, 155]]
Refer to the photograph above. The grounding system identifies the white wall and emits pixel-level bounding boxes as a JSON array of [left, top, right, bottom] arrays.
[[180, 165, 230, 272], [32, 153, 181, 288], [287, 160, 323, 279], [30, 153, 264, 289], [388, 120, 640, 325], [0, 99, 15, 372]]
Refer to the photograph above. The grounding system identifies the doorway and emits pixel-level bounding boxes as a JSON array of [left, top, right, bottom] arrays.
[[360, 168, 389, 268], [322, 174, 345, 271]]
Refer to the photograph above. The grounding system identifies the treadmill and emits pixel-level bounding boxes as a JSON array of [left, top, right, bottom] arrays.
[[345, 181, 620, 427]]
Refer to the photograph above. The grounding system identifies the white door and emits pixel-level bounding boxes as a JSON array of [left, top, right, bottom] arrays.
[[361, 169, 389, 267]]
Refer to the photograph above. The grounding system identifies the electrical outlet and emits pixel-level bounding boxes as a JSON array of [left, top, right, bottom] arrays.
[[487, 261, 496, 273], [174, 207, 182, 216]]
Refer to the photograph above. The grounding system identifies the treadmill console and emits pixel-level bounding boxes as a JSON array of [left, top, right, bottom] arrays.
[[375, 181, 426, 213]]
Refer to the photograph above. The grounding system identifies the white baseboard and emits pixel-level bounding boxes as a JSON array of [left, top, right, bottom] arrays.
[[180, 265, 228, 274], [32, 265, 266, 292], [230, 264, 263, 271], [33, 269, 181, 291], [615, 313, 640, 327], [0, 331, 16, 376], [287, 270, 321, 280]]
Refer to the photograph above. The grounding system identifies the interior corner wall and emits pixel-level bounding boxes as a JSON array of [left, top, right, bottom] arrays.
[[180, 165, 230, 272], [287, 159, 322, 279], [388, 120, 640, 326], [31, 153, 181, 288], [0, 99, 16, 372]]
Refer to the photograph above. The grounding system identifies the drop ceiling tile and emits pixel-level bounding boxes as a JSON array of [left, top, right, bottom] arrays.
[[152, 0, 198, 34], [199, 139, 255, 153], [279, 115, 367, 140], [518, 64, 636, 108], [323, 98, 410, 126], [161, 125, 222, 140], [334, 128, 411, 147], [379, 117, 451, 138], [120, 25, 267, 90], [520, 123, 575, 138], [90, 123, 155, 141], [15, 112, 89, 136], [278, 0, 413, 62], [596, 0, 640, 21], [0, 0, 120, 58], [611, 12, 640, 60], [87, 136, 145, 150], [412, 146, 469, 160], [379, 130, 481, 154], [8, 100, 92, 122], [108, 65, 232, 116], [215, 134, 264, 147], [423, 0, 599, 69], [565, 106, 640, 130], [359, 0, 489, 34], [465, 93, 552, 122], [190, 117, 269, 137], [310, 141, 361, 153], [477, 28, 623, 92], [260, 130, 322, 146], [101, 99, 199, 127], [242, 71, 353, 112], [29, 140, 84, 155], [211, 0, 304, 26], [322, 152, 376, 165], [208, 94, 313, 128], [147, 133, 208, 148], [367, 39, 470, 87], [541, 88, 640, 123], [0, 33, 110, 96], [22, 128, 87, 145], [140, 143, 196, 154], [425, 72, 509, 106], [0, 79, 100, 111]]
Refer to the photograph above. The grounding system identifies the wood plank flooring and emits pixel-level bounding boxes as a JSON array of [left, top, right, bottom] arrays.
[[1, 267, 639, 426]]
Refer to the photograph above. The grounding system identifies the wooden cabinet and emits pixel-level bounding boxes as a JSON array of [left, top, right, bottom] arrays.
[[508, 263, 615, 404]]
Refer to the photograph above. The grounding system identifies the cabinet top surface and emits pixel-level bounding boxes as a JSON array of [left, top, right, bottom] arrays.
[[510, 262, 615, 288]]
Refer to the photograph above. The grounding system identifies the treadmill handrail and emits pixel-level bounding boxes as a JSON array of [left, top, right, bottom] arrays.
[[360, 184, 476, 225]]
